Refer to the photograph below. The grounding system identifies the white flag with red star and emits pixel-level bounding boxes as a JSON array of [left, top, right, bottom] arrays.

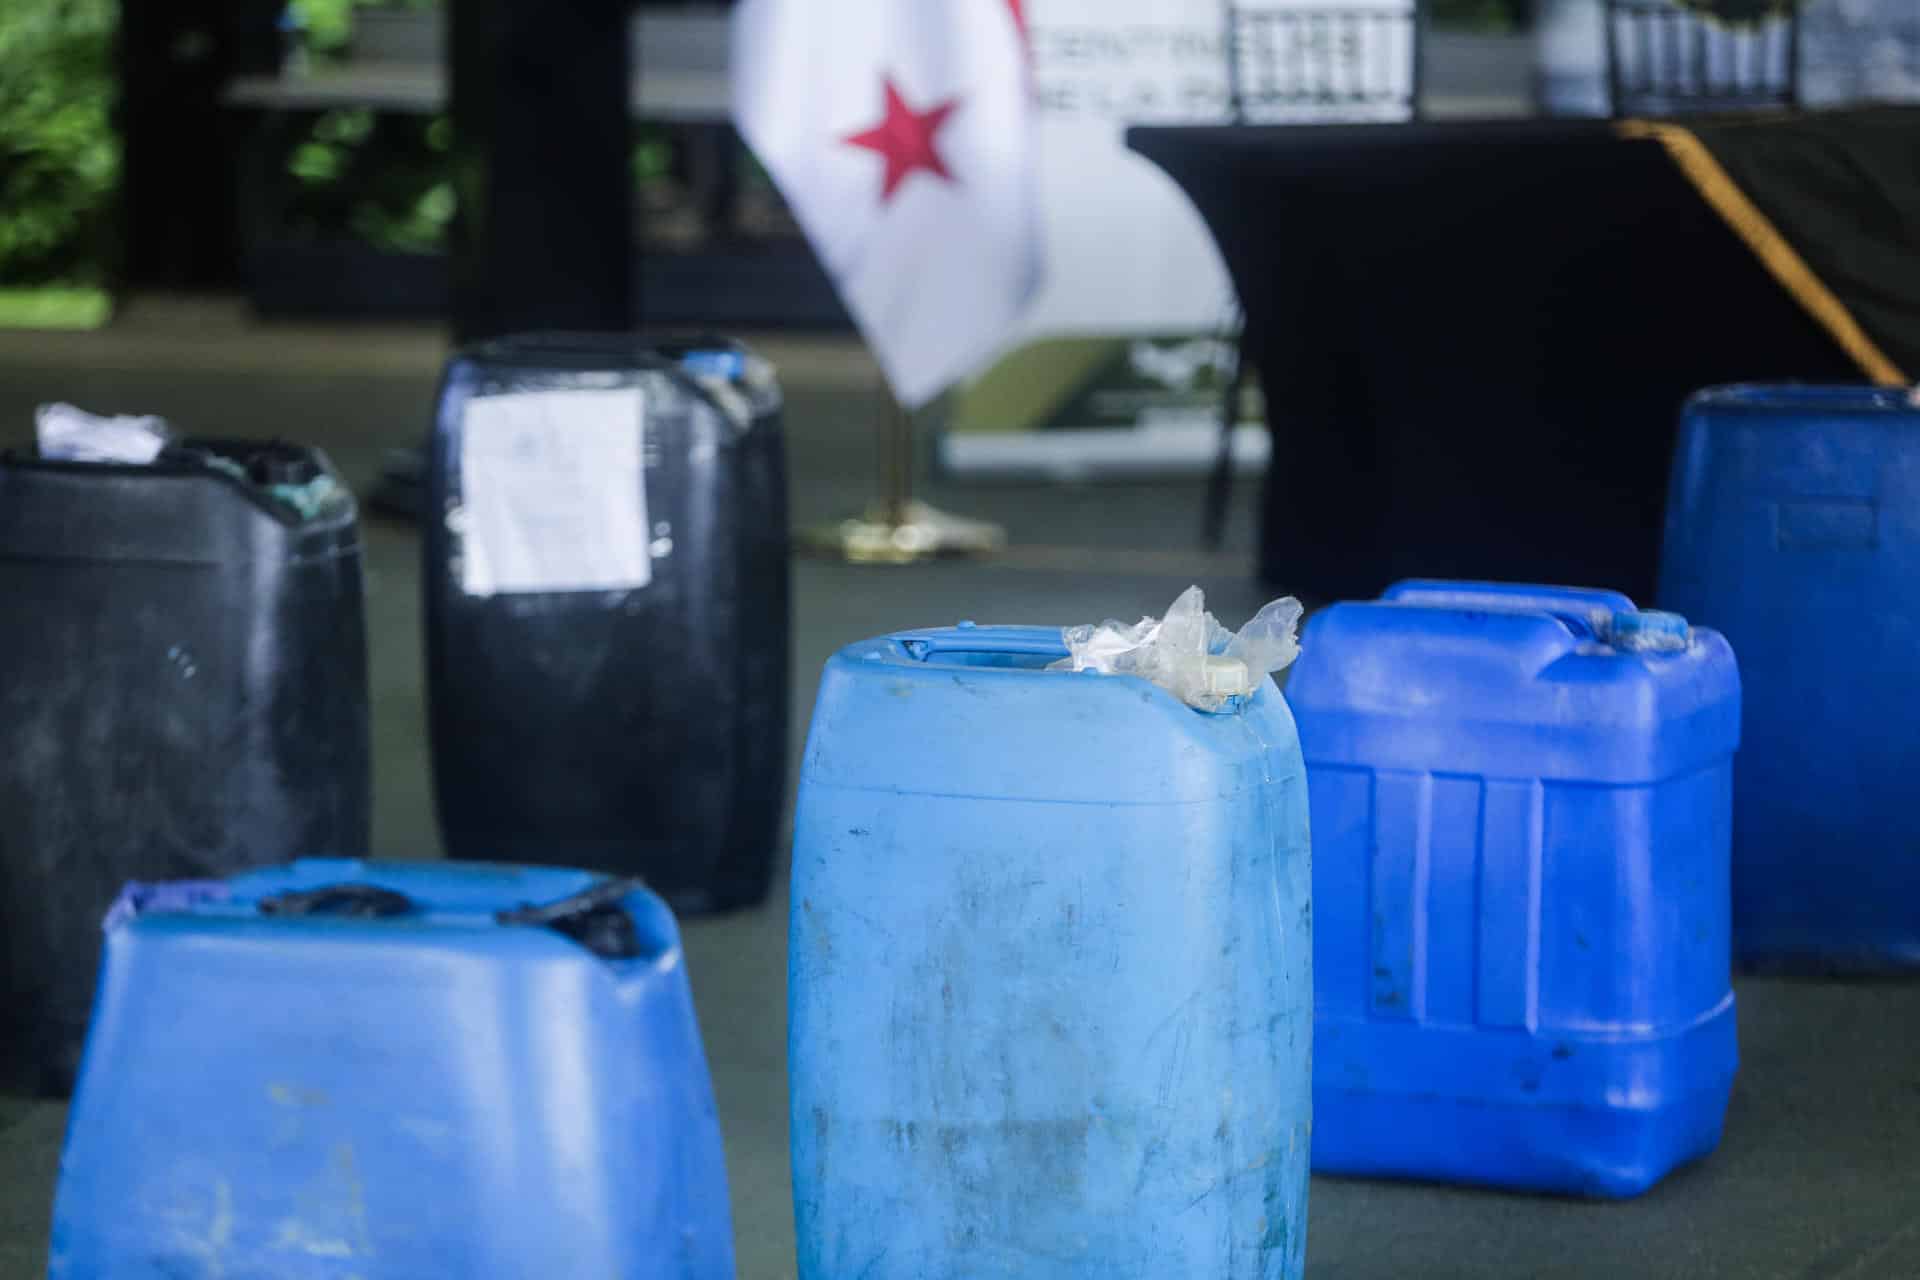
[[732, 0, 1044, 408]]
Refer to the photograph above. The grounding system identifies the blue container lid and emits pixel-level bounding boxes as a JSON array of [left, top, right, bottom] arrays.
[[1290, 581, 1740, 783], [679, 349, 749, 381]]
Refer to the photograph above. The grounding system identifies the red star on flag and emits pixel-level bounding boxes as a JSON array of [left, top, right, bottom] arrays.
[[843, 76, 962, 204], [735, 0, 1041, 408]]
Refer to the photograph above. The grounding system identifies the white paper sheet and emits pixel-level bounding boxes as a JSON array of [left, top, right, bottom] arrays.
[[458, 388, 652, 597]]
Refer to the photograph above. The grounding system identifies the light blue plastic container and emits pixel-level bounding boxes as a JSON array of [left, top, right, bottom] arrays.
[[50, 859, 735, 1279], [1289, 581, 1742, 1197], [1661, 384, 1920, 971], [789, 623, 1312, 1279]]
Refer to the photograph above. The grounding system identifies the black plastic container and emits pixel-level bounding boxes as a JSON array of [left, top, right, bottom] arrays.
[[0, 439, 371, 1094], [424, 334, 790, 911]]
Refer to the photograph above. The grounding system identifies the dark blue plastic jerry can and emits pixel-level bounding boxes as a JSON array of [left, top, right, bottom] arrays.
[[789, 623, 1312, 1279], [1660, 384, 1920, 973], [50, 859, 734, 1279], [1288, 581, 1741, 1198]]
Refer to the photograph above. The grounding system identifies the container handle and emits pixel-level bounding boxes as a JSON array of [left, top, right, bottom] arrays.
[[896, 624, 1068, 662], [258, 884, 415, 919], [496, 877, 648, 960], [1383, 580, 1636, 619]]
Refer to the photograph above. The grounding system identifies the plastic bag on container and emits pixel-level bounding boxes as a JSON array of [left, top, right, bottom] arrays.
[[35, 403, 170, 464], [1054, 586, 1303, 711]]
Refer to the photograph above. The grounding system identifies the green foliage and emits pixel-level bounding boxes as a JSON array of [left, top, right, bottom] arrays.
[[279, 2, 449, 253], [292, 0, 357, 55], [278, 111, 455, 253], [0, 0, 118, 285], [273, 4, 717, 257], [0, 286, 110, 329], [634, 135, 674, 185], [347, 178, 453, 251], [291, 0, 439, 59]]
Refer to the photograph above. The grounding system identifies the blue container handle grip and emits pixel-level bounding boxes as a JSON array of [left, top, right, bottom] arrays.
[[496, 876, 650, 960], [1384, 580, 1637, 619], [895, 624, 1070, 662], [258, 883, 416, 919]]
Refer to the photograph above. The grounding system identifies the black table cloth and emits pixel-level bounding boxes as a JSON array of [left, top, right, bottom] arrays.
[[1130, 116, 1889, 602]]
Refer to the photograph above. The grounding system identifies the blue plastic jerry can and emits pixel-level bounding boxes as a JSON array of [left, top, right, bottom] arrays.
[[50, 859, 735, 1279], [1661, 383, 1920, 973], [1289, 581, 1742, 1198], [789, 623, 1312, 1279]]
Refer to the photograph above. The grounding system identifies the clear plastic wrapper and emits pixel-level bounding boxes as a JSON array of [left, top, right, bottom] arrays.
[[1055, 586, 1304, 711]]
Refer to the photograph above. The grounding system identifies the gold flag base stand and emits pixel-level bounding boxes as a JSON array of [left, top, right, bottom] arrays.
[[799, 499, 1007, 564], [798, 387, 1007, 565]]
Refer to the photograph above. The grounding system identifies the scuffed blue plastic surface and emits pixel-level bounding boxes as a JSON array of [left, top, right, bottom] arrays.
[[99, 880, 231, 933], [790, 624, 1312, 1278], [1660, 384, 1920, 972], [1289, 581, 1741, 1197], [51, 858, 735, 1279]]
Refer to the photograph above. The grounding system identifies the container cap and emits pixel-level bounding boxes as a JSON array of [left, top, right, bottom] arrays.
[[1600, 608, 1691, 654], [680, 349, 748, 381], [1202, 655, 1252, 700]]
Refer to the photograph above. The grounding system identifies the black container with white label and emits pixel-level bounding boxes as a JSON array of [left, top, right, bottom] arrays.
[[424, 334, 790, 912]]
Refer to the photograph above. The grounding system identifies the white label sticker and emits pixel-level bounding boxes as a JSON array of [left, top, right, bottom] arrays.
[[457, 388, 651, 597]]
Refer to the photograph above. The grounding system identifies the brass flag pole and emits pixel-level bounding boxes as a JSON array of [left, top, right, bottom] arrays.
[[798, 380, 1007, 564]]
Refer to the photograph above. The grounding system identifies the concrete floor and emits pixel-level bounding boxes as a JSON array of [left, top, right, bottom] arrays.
[[1, 306, 1917, 1278]]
